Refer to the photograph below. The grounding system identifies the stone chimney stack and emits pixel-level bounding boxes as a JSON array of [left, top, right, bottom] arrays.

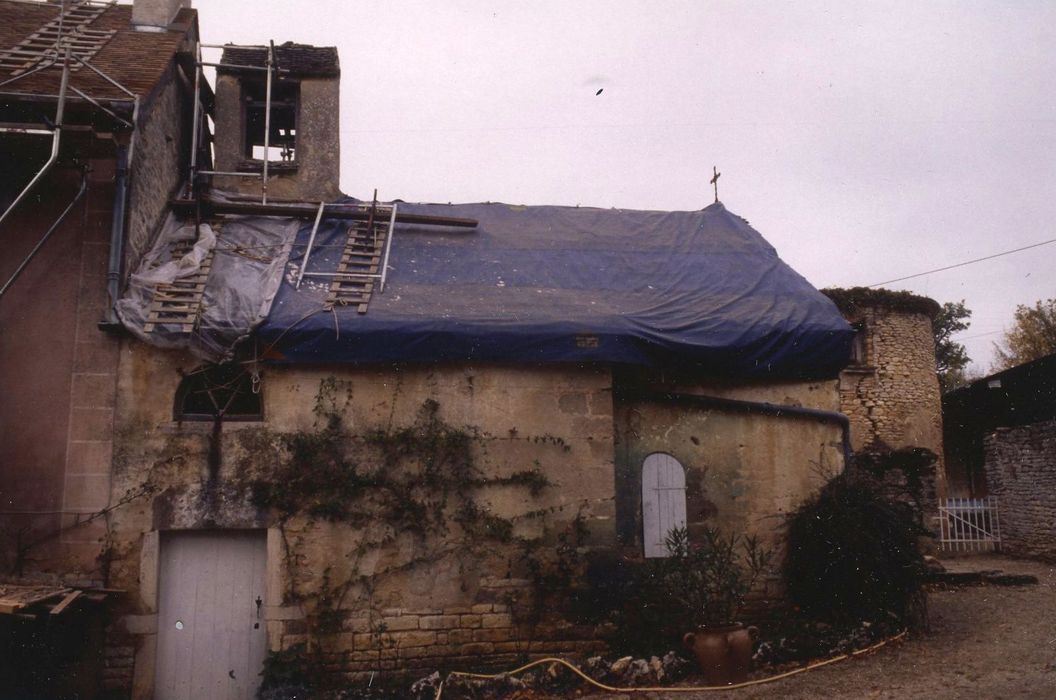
[[132, 0, 191, 30]]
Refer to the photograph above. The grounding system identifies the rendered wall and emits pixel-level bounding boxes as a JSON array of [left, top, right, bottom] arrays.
[[212, 74, 341, 202], [983, 420, 1056, 561], [613, 371, 844, 600], [105, 354, 615, 694]]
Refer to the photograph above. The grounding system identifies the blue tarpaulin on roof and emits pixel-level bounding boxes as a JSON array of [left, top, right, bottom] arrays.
[[255, 201, 853, 379]]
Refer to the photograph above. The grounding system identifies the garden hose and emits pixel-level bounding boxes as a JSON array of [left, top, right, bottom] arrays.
[[437, 629, 908, 697]]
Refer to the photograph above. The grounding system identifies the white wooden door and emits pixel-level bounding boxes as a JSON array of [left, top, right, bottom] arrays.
[[155, 531, 268, 700], [642, 453, 687, 558]]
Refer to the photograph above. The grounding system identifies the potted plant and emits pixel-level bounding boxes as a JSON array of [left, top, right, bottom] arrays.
[[653, 526, 771, 685]]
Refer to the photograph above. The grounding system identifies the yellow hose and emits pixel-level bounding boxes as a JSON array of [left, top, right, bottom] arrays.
[[438, 629, 907, 697]]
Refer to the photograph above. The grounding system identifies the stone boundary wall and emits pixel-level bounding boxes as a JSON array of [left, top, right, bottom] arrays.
[[984, 420, 1056, 561]]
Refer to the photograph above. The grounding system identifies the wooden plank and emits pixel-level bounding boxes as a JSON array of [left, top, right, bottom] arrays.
[[170, 198, 478, 228], [50, 590, 82, 616]]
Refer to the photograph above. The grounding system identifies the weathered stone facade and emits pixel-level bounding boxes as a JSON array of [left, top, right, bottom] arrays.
[[983, 420, 1056, 561], [823, 288, 946, 501], [99, 348, 845, 695]]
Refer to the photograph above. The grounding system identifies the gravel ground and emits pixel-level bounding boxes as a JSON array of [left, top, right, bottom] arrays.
[[576, 555, 1056, 700]]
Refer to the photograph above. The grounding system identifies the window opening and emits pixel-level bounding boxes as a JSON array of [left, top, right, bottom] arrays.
[[243, 80, 298, 163], [849, 320, 868, 366], [175, 364, 262, 422], [641, 452, 687, 558]]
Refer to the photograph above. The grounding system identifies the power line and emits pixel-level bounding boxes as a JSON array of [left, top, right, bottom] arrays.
[[953, 329, 1003, 341], [867, 237, 1056, 288]]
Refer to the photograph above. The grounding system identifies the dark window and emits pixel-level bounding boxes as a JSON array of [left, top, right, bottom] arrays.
[[174, 364, 263, 422], [850, 321, 868, 365], [243, 80, 299, 162]]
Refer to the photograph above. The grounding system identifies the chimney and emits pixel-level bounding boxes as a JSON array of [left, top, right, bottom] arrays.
[[132, 0, 191, 31]]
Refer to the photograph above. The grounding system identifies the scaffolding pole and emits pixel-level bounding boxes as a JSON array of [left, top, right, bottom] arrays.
[[261, 41, 275, 204], [0, 50, 70, 231], [187, 38, 202, 197], [380, 203, 398, 293], [0, 173, 86, 300], [295, 201, 327, 289]]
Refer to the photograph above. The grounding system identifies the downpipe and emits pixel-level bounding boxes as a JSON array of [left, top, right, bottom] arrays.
[[101, 143, 130, 328]]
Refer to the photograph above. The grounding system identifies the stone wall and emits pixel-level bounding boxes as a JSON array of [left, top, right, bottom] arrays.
[[126, 64, 192, 275], [825, 289, 946, 500], [983, 420, 1056, 561]]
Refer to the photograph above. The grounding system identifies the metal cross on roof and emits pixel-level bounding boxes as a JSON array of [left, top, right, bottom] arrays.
[[710, 166, 721, 204]]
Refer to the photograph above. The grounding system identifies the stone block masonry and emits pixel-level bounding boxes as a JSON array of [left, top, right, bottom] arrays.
[[984, 420, 1056, 561], [276, 602, 606, 679], [824, 288, 946, 503]]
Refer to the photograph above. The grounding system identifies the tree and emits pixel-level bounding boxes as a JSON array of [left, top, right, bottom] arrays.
[[932, 301, 972, 392], [993, 298, 1056, 370]]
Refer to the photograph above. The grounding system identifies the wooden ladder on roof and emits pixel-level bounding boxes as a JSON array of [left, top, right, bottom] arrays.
[[323, 206, 393, 314], [0, 1, 118, 75], [144, 238, 215, 334]]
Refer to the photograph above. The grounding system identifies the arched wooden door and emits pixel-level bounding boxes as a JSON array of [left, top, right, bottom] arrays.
[[641, 453, 687, 557]]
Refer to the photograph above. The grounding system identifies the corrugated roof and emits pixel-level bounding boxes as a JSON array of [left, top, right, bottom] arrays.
[[219, 42, 339, 78], [0, 1, 195, 101]]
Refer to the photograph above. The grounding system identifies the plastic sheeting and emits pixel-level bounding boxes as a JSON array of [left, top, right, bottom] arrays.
[[117, 214, 297, 362], [256, 201, 854, 379]]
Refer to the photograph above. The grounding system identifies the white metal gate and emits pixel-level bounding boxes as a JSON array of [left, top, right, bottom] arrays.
[[937, 497, 1001, 552], [155, 531, 268, 700]]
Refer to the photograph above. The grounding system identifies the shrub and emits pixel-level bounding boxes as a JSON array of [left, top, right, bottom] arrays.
[[785, 471, 927, 625], [563, 527, 770, 655]]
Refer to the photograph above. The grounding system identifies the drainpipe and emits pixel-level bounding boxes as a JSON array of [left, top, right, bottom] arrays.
[[618, 388, 853, 467], [101, 143, 130, 330]]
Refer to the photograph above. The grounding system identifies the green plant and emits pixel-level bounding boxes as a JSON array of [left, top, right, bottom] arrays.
[[648, 526, 771, 629], [258, 643, 321, 696], [785, 471, 928, 625]]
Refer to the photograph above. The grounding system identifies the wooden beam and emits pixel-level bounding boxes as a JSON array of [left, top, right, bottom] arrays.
[[49, 590, 82, 616], [169, 198, 479, 229]]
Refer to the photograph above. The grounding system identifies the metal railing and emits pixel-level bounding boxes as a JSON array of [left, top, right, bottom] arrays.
[[936, 496, 1001, 552]]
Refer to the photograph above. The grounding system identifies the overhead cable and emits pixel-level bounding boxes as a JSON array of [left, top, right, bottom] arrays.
[[867, 237, 1056, 288]]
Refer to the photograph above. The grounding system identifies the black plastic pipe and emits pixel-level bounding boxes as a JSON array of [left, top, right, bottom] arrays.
[[102, 143, 129, 329]]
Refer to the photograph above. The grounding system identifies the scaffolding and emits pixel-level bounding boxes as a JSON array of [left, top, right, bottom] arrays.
[[0, 1, 138, 308], [188, 41, 288, 205]]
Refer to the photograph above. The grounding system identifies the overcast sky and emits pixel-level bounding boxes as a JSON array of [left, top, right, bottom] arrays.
[[198, 0, 1056, 372]]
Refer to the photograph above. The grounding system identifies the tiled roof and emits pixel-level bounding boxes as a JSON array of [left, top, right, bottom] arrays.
[[220, 43, 339, 78], [0, 1, 195, 101]]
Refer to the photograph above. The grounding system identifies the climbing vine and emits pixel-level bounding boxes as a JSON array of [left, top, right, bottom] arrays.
[[249, 392, 552, 541], [241, 377, 599, 677]]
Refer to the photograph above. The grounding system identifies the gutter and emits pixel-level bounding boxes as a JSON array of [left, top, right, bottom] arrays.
[[617, 388, 853, 467]]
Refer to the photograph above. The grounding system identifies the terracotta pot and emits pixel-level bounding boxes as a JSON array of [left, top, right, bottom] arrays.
[[682, 622, 757, 685]]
